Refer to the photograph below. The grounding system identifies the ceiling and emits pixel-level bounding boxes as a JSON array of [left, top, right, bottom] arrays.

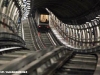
[[31, 0, 100, 25]]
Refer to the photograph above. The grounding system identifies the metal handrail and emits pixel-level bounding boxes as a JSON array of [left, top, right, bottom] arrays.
[[0, 21, 14, 32], [0, 47, 21, 52], [11, 46, 73, 75], [51, 18, 100, 44], [0, 32, 25, 45], [28, 18, 41, 50], [49, 29, 63, 46], [0, 42, 26, 49], [0, 12, 18, 33], [66, 45, 100, 53], [0, 46, 69, 75]]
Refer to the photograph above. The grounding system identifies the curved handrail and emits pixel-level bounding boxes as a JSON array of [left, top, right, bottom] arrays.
[[10, 46, 73, 75], [0, 46, 71, 75], [0, 47, 21, 52], [0, 12, 18, 33], [66, 45, 100, 53], [0, 12, 17, 28], [0, 32, 25, 45], [51, 18, 100, 44], [49, 29, 63, 46], [0, 21, 14, 33], [0, 42, 26, 49]]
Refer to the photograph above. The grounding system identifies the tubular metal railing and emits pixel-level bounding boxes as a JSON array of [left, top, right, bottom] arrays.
[[14, 46, 72, 75], [66, 45, 100, 53], [0, 46, 73, 75], [0, 32, 26, 49], [0, 12, 18, 33], [0, 32, 25, 44]]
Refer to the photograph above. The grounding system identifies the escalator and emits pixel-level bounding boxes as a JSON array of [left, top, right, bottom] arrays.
[[2, 17, 97, 75], [22, 18, 98, 75], [23, 19, 36, 50], [46, 53, 97, 75], [28, 18, 44, 50], [28, 17, 62, 48], [54, 54, 97, 75], [1, 30, 100, 74], [39, 32, 54, 48], [28, 17, 60, 49]]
